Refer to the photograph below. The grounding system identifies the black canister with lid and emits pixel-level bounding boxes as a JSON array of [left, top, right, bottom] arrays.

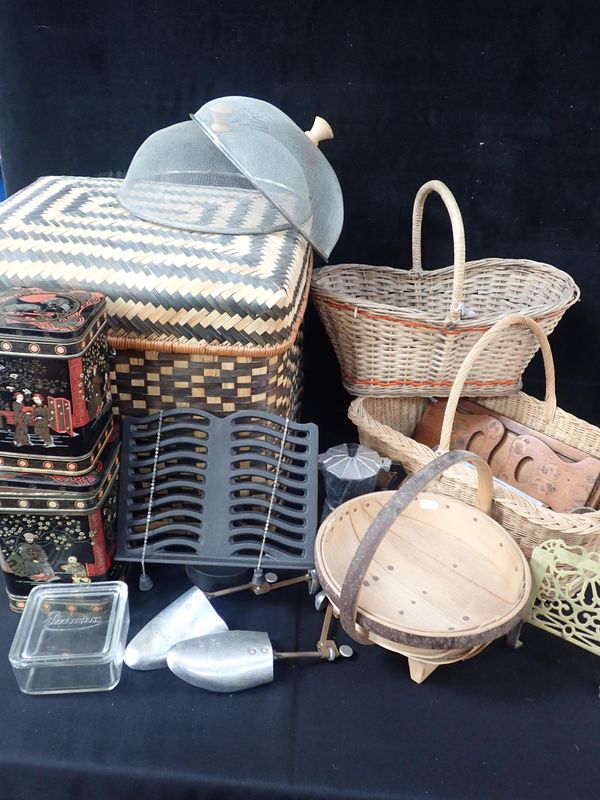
[[318, 443, 391, 520]]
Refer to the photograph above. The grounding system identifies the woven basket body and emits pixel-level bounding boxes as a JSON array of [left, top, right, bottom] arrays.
[[109, 329, 304, 418], [348, 315, 600, 558], [0, 176, 311, 418], [312, 180, 579, 396]]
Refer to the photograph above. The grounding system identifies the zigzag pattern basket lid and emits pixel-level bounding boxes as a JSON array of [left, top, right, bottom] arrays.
[[0, 176, 311, 348]]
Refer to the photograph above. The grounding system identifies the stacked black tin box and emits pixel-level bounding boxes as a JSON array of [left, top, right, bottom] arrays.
[[0, 287, 118, 610]]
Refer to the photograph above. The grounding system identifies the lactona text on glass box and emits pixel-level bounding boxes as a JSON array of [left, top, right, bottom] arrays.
[[9, 581, 129, 694]]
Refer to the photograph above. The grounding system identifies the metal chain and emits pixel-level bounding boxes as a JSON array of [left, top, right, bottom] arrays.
[[139, 409, 163, 589], [255, 415, 290, 573], [139, 408, 289, 582]]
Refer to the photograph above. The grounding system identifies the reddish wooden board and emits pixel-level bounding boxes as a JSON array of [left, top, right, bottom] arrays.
[[413, 399, 600, 512]]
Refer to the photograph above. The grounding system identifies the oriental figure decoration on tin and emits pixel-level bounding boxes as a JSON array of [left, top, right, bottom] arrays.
[[0, 357, 71, 448], [0, 288, 113, 469], [10, 391, 56, 448], [0, 514, 100, 590], [0, 340, 111, 458]]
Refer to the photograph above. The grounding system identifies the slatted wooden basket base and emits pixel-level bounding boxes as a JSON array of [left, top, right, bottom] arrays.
[[315, 451, 531, 683]]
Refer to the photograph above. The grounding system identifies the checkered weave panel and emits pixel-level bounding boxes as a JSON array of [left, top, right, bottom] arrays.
[[110, 335, 303, 419]]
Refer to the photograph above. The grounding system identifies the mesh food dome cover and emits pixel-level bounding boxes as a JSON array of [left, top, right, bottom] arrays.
[[117, 96, 344, 259]]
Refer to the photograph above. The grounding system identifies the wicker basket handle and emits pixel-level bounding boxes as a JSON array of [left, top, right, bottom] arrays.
[[438, 314, 557, 453], [338, 450, 493, 642], [411, 180, 467, 325]]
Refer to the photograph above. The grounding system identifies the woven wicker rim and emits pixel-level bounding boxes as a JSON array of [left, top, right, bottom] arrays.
[[108, 263, 311, 357], [312, 260, 580, 326], [340, 373, 519, 390]]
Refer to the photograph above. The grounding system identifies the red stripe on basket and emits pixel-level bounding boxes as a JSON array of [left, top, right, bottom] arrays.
[[343, 373, 517, 388], [322, 299, 562, 333]]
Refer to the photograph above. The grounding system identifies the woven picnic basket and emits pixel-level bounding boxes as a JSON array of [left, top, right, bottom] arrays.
[[312, 180, 580, 396], [348, 314, 600, 558], [0, 176, 312, 419], [107, 286, 307, 419]]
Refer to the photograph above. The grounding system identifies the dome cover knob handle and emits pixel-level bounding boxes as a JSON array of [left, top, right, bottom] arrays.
[[305, 116, 334, 146]]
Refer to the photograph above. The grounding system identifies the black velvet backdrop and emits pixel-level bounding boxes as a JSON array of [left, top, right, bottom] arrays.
[[1, 3, 600, 799], [1, 0, 599, 446]]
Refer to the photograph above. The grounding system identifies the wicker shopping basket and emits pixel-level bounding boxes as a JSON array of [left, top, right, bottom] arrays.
[[348, 315, 600, 558], [312, 180, 579, 397]]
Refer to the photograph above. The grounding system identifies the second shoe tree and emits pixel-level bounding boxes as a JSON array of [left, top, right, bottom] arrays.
[[125, 584, 352, 689], [124, 587, 228, 670], [167, 622, 353, 693]]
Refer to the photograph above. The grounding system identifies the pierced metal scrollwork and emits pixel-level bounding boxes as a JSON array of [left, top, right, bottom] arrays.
[[528, 538, 600, 656]]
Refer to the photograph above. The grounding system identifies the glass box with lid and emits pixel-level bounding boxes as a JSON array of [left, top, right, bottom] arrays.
[[9, 581, 129, 694]]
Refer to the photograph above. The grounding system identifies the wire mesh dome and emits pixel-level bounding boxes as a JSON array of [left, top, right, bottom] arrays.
[[118, 96, 344, 259], [117, 120, 292, 235]]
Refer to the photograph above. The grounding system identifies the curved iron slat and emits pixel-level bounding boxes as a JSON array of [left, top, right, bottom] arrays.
[[117, 407, 318, 569]]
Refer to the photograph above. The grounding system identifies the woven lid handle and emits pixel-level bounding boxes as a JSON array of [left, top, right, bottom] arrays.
[[338, 450, 493, 642], [411, 180, 467, 325], [438, 314, 557, 453]]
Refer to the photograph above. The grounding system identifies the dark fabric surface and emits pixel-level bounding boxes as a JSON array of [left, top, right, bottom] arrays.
[[0, 0, 599, 448], [0, 4, 600, 798], [0, 564, 599, 800]]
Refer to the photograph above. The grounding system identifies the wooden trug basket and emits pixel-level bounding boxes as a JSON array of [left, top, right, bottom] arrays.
[[311, 180, 579, 397], [315, 451, 531, 683]]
